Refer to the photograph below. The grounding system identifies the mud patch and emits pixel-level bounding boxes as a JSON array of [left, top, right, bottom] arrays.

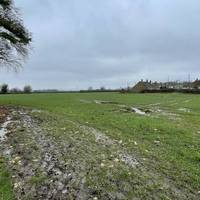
[[120, 106, 151, 115], [157, 110, 180, 120], [119, 153, 139, 168], [146, 107, 180, 120], [79, 124, 140, 168], [94, 100, 119, 105], [0, 110, 91, 199], [0, 106, 11, 141], [1, 109, 142, 199], [80, 99, 120, 105], [31, 109, 43, 113], [79, 125, 117, 146], [0, 107, 196, 200], [82, 99, 151, 116]]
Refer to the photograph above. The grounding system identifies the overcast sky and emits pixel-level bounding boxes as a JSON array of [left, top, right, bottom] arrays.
[[0, 0, 200, 90]]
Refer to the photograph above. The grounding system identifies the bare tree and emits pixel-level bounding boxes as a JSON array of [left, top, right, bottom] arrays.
[[0, 0, 31, 69]]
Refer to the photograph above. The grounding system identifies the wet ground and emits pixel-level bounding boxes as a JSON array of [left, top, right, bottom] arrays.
[[0, 106, 198, 200]]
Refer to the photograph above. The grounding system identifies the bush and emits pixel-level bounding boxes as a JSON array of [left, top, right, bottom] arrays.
[[23, 85, 32, 93]]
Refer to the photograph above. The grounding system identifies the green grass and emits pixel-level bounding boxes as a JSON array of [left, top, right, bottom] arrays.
[[0, 157, 15, 200], [0, 92, 200, 198]]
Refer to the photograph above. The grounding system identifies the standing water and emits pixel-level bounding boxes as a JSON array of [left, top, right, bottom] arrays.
[[131, 108, 146, 115], [0, 117, 11, 141]]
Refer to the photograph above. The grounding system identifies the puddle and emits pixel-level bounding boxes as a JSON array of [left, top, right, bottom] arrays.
[[80, 99, 119, 105], [0, 117, 11, 141], [94, 100, 101, 104], [86, 99, 149, 116], [120, 106, 150, 115], [131, 107, 146, 115], [94, 100, 119, 105]]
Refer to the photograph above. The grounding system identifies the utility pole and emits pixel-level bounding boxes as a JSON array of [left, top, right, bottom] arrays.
[[188, 73, 191, 89], [188, 73, 190, 82], [167, 75, 170, 88]]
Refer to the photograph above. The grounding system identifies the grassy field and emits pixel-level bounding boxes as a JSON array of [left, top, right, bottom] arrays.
[[0, 158, 15, 200], [0, 92, 200, 199]]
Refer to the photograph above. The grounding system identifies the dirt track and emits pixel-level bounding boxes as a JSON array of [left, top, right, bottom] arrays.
[[0, 107, 197, 200], [1, 108, 140, 199]]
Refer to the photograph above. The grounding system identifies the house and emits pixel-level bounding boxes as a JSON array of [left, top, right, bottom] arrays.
[[132, 80, 161, 92], [192, 79, 200, 89], [131, 78, 200, 93]]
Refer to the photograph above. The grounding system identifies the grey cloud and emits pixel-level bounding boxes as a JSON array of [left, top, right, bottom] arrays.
[[0, 0, 199, 90]]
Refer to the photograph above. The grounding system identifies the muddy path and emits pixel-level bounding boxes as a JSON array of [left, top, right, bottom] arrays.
[[0, 107, 197, 200]]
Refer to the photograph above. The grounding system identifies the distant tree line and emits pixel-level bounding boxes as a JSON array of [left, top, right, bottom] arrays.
[[0, 84, 32, 94], [80, 86, 121, 93]]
